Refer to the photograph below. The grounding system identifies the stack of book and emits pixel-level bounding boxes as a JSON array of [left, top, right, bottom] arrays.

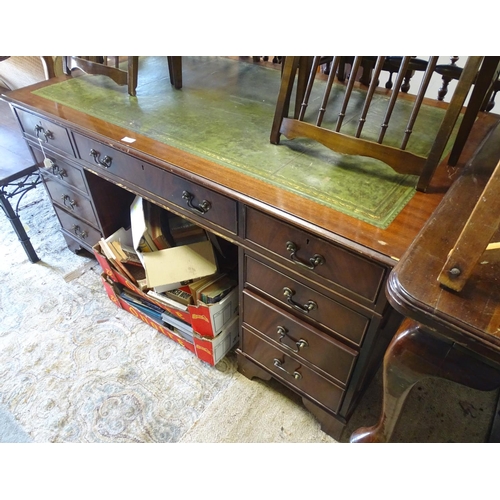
[[168, 214, 207, 246], [147, 285, 193, 312], [188, 273, 237, 304], [99, 229, 147, 289], [161, 309, 193, 343], [118, 285, 165, 322]]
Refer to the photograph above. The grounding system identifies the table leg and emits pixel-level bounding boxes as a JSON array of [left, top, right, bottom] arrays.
[[0, 190, 39, 263], [350, 318, 500, 443]]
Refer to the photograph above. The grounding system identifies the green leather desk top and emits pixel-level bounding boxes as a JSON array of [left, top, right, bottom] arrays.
[[33, 57, 454, 229]]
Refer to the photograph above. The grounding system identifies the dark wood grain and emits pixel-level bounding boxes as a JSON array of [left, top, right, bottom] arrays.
[[241, 326, 345, 414], [242, 290, 358, 385], [244, 254, 372, 346]]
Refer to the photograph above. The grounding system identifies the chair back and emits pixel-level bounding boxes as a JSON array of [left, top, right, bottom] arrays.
[[271, 56, 489, 192]]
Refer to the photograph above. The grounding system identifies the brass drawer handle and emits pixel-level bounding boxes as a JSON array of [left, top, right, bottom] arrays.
[[277, 326, 308, 353], [61, 194, 76, 210], [43, 158, 67, 180], [282, 287, 317, 314], [273, 358, 302, 380], [286, 241, 324, 270], [52, 165, 67, 180], [182, 190, 211, 215], [71, 224, 87, 239], [89, 148, 112, 168], [34, 123, 53, 142]]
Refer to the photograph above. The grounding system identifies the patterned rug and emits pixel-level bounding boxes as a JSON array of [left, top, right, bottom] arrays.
[[31, 56, 455, 228]]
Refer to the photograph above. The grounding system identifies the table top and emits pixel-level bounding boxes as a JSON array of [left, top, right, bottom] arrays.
[[387, 121, 500, 358], [2, 57, 499, 265]]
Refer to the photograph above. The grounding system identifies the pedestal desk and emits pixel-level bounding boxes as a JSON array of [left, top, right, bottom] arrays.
[[3, 58, 497, 439]]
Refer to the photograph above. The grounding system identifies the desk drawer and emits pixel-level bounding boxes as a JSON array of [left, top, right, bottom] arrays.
[[242, 291, 357, 385], [245, 255, 370, 346], [15, 108, 74, 156], [73, 132, 238, 233], [32, 146, 88, 194], [245, 207, 385, 304], [241, 327, 345, 415], [43, 175, 98, 228], [53, 205, 102, 246]]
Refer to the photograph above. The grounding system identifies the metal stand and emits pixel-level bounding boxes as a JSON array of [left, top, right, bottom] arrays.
[[0, 165, 41, 263]]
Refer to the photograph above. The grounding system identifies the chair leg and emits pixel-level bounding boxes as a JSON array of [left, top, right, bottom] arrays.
[[127, 56, 139, 96], [270, 56, 300, 144], [167, 56, 182, 90], [0, 190, 39, 263]]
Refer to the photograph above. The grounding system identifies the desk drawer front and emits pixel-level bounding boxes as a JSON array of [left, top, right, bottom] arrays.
[[73, 132, 237, 233], [242, 327, 344, 414], [243, 291, 357, 385], [15, 108, 74, 156], [245, 255, 370, 346], [32, 147, 88, 194], [53, 205, 101, 246], [43, 175, 98, 228], [245, 207, 385, 303]]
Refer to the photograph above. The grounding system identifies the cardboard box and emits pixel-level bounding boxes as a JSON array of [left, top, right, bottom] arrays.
[[188, 288, 238, 338], [130, 196, 217, 291], [101, 274, 237, 366], [94, 242, 238, 338], [193, 316, 239, 366]]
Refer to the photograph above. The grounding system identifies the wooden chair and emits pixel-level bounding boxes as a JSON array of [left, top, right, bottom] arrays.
[[63, 56, 183, 96], [328, 56, 428, 93], [438, 157, 500, 292], [436, 57, 500, 166], [270, 56, 498, 192], [434, 56, 500, 110]]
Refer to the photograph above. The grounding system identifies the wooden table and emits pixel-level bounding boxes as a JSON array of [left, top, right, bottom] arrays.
[[3, 57, 499, 440], [350, 121, 500, 443]]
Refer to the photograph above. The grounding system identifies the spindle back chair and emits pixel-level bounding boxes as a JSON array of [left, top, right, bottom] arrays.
[[271, 56, 489, 192]]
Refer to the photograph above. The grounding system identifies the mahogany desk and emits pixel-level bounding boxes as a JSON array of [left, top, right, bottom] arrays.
[[3, 58, 499, 439], [351, 121, 500, 443]]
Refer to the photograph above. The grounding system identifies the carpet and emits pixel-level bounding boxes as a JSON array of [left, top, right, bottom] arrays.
[[30, 56, 454, 229]]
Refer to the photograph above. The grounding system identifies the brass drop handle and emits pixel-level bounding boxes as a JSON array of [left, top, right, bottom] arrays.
[[71, 224, 87, 239], [182, 190, 211, 215], [34, 123, 53, 142], [277, 325, 308, 353], [61, 194, 76, 210], [286, 241, 324, 270], [90, 148, 112, 168], [43, 158, 67, 180], [52, 165, 67, 180], [282, 287, 317, 314], [273, 358, 302, 380]]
